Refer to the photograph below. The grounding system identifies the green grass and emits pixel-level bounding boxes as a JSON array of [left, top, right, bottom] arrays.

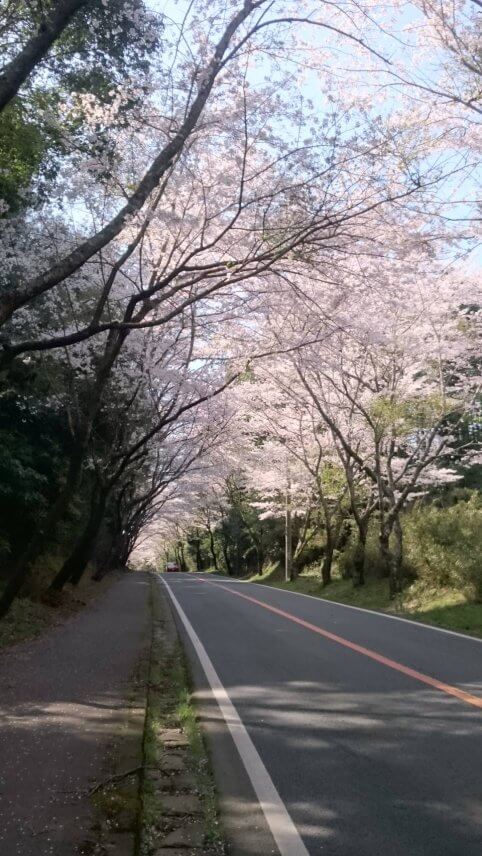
[[176, 687, 222, 843], [401, 587, 482, 637], [140, 577, 225, 852], [0, 595, 56, 649], [247, 565, 482, 638]]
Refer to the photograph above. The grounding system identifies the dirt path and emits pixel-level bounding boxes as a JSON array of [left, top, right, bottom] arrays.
[[0, 572, 150, 856]]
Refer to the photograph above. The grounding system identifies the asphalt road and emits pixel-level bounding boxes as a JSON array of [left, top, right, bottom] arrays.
[[0, 573, 150, 855], [162, 573, 482, 856]]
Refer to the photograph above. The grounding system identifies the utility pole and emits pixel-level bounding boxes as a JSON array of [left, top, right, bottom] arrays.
[[285, 475, 293, 582]]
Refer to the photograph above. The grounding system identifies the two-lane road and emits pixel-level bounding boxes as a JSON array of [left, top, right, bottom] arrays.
[[161, 573, 482, 856]]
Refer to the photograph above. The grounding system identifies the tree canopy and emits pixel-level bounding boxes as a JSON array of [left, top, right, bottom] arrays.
[[0, 0, 480, 616]]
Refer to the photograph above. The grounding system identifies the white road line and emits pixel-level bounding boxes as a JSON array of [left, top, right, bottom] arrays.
[[162, 574, 481, 643], [239, 582, 482, 645], [159, 576, 310, 856]]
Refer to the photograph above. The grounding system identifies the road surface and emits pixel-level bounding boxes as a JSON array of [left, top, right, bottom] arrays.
[[0, 572, 150, 855], [161, 573, 482, 856]]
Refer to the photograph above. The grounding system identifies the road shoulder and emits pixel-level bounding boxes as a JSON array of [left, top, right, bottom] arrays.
[[138, 574, 227, 856], [160, 575, 284, 856]]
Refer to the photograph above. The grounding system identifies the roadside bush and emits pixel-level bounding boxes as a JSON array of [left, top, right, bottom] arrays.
[[23, 553, 63, 599], [294, 535, 324, 571], [404, 495, 482, 601], [337, 522, 389, 581], [260, 560, 284, 580]]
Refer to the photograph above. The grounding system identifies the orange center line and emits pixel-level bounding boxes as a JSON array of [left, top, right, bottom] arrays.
[[197, 579, 482, 711]]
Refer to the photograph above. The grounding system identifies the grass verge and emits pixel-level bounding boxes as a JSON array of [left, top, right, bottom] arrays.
[[140, 575, 225, 854], [247, 565, 482, 638], [0, 596, 56, 649]]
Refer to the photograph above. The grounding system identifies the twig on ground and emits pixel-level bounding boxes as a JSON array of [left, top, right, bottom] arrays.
[[87, 765, 145, 796]]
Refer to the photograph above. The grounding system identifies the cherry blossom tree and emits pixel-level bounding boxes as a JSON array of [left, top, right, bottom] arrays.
[[249, 254, 482, 594], [4, 0, 460, 329], [0, 302, 237, 615], [1, 0, 481, 616]]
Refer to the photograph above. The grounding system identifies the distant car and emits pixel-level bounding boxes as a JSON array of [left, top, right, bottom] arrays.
[[165, 561, 180, 572]]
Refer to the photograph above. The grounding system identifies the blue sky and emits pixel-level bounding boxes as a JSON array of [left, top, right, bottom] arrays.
[[144, 0, 480, 266]]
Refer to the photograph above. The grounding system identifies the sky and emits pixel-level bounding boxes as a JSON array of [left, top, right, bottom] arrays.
[[143, 0, 480, 266]]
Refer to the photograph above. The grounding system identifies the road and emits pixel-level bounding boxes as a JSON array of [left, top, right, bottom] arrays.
[[0, 572, 150, 856], [161, 573, 482, 856]]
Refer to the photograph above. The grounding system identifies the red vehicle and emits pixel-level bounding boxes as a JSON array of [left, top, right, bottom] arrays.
[[165, 561, 180, 572]]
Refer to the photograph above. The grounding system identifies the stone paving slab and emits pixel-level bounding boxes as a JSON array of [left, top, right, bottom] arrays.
[[161, 794, 203, 816], [160, 753, 188, 773], [153, 849, 202, 856], [156, 821, 205, 849], [157, 772, 198, 792], [161, 731, 190, 748]]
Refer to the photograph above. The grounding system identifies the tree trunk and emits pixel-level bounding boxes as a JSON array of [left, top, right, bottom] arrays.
[[379, 528, 391, 579], [92, 531, 125, 580], [353, 523, 368, 587], [0, 446, 85, 618], [119, 538, 131, 568], [285, 484, 293, 582], [336, 518, 351, 553], [195, 538, 202, 572], [0, 0, 88, 113], [256, 547, 264, 577], [49, 487, 108, 592], [221, 542, 233, 576], [388, 515, 404, 599], [178, 541, 188, 573], [321, 534, 334, 586], [208, 528, 218, 570], [235, 540, 241, 576], [175, 541, 188, 573]]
